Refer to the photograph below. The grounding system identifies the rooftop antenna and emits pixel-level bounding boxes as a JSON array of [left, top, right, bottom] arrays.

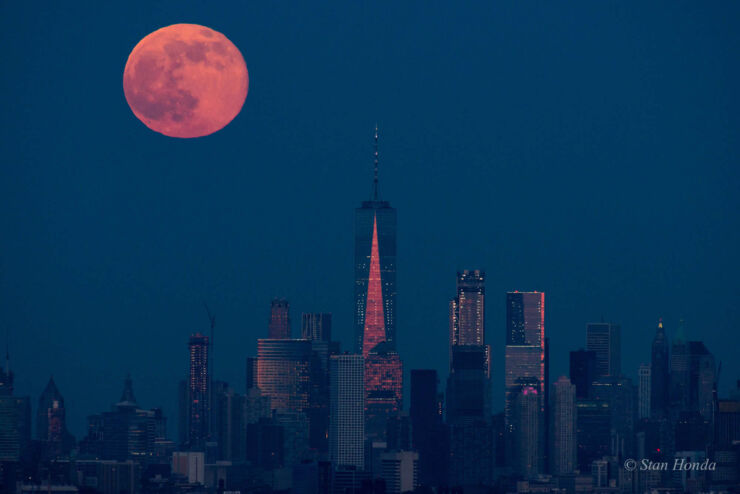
[[372, 124, 379, 200]]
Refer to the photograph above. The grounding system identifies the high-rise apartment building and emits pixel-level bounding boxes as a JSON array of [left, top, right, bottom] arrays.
[[188, 333, 209, 449]]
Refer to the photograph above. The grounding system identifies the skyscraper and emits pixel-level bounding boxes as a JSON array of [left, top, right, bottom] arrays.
[[569, 349, 596, 399], [268, 298, 291, 339], [650, 319, 670, 417], [354, 128, 403, 439], [511, 382, 542, 477], [450, 270, 485, 348], [301, 312, 332, 341], [188, 333, 209, 449], [504, 291, 545, 469], [550, 376, 576, 476], [354, 127, 396, 354], [638, 363, 652, 420], [36, 377, 74, 457], [256, 339, 312, 412], [586, 322, 621, 378], [410, 370, 448, 487], [330, 354, 365, 469]]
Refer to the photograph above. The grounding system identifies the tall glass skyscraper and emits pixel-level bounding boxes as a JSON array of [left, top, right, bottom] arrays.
[[330, 354, 365, 469], [504, 291, 545, 475], [354, 127, 396, 354], [586, 322, 621, 378], [354, 128, 402, 439]]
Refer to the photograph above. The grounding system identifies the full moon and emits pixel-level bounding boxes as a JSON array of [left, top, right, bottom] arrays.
[[123, 24, 248, 138]]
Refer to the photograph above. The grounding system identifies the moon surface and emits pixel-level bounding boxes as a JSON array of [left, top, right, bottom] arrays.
[[123, 24, 248, 138]]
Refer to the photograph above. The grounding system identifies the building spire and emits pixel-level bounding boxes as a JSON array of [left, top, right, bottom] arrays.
[[372, 124, 379, 200]]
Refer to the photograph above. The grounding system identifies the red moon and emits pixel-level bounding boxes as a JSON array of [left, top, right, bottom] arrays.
[[123, 24, 248, 138]]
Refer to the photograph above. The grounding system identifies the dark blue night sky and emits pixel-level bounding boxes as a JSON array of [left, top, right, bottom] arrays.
[[1, 2, 738, 437]]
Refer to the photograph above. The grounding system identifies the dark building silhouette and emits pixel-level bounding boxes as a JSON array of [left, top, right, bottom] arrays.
[[80, 376, 167, 461], [575, 399, 610, 472], [569, 349, 597, 399], [446, 345, 493, 486], [410, 369, 448, 487], [301, 312, 332, 341], [36, 377, 74, 458], [0, 355, 31, 463], [591, 376, 635, 458], [187, 333, 209, 450], [268, 298, 291, 339], [650, 319, 670, 417], [550, 376, 577, 476], [586, 322, 621, 378]]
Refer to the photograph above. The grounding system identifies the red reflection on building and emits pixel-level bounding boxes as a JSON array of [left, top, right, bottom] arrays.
[[365, 345, 403, 438], [362, 214, 386, 358]]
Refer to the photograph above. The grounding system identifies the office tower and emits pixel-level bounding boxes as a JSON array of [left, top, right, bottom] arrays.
[[569, 349, 597, 399], [575, 399, 611, 471], [380, 450, 419, 494], [650, 319, 670, 417], [256, 339, 312, 412], [586, 322, 621, 378], [449, 270, 485, 358], [188, 333, 209, 449], [354, 127, 396, 354], [365, 344, 403, 439], [688, 341, 716, 420], [504, 291, 545, 476], [386, 413, 412, 451], [301, 313, 332, 341], [36, 377, 74, 457], [638, 364, 652, 420], [543, 337, 550, 473], [329, 354, 365, 469], [410, 370, 448, 487], [268, 298, 291, 339], [0, 366, 31, 462], [307, 340, 332, 453], [550, 376, 577, 476], [447, 345, 493, 486], [591, 376, 635, 458], [510, 381, 542, 477]]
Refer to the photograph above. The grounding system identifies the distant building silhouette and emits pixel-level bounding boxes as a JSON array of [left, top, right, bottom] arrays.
[[550, 376, 577, 476], [650, 319, 670, 417], [301, 312, 332, 341], [586, 322, 621, 378], [638, 363, 652, 420], [569, 349, 597, 399], [36, 377, 74, 458]]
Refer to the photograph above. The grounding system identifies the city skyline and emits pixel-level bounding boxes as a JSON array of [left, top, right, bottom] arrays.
[[2, 6, 738, 486]]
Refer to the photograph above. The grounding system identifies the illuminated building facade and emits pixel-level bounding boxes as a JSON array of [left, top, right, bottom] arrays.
[[365, 343, 403, 438], [187, 333, 209, 449], [449, 270, 489, 376], [256, 339, 312, 412], [330, 354, 365, 469]]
